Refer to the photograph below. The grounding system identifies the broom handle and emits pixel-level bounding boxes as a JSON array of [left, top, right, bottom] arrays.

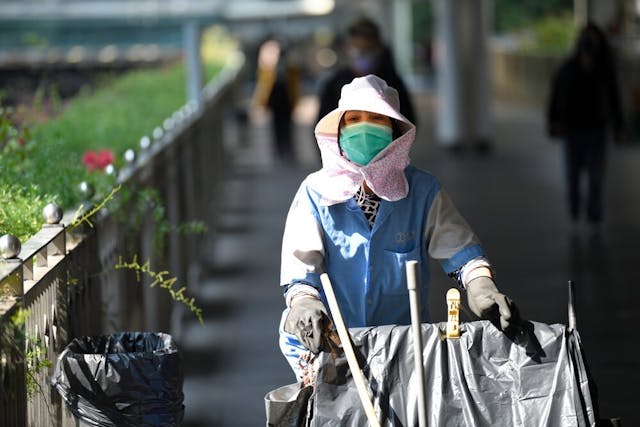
[[320, 273, 381, 427]]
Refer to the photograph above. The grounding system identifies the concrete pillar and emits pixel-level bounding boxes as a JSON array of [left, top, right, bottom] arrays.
[[434, 0, 464, 146], [183, 20, 203, 105], [590, 1, 623, 31], [391, 0, 414, 77], [434, 0, 492, 148], [574, 0, 589, 28], [469, 0, 492, 146]]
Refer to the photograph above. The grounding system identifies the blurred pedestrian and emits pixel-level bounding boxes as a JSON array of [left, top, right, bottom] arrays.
[[253, 35, 301, 161], [316, 16, 416, 126], [547, 22, 624, 232]]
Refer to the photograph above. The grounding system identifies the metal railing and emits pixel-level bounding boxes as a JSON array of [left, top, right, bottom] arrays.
[[0, 51, 245, 427]]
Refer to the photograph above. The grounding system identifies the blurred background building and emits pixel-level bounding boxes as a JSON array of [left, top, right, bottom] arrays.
[[2, 0, 640, 142]]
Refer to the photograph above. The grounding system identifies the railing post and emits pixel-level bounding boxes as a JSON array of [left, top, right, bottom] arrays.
[[0, 257, 27, 427]]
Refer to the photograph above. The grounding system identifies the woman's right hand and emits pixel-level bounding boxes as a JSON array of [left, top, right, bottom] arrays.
[[283, 296, 331, 354]]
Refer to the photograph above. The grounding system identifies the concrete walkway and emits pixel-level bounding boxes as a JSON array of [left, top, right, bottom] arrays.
[[180, 88, 640, 426]]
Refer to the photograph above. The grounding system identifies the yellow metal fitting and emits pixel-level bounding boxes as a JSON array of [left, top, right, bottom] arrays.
[[446, 288, 461, 339]]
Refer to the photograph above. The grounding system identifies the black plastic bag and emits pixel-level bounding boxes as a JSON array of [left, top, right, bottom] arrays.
[[52, 332, 184, 427], [266, 321, 597, 426], [265, 383, 314, 427]]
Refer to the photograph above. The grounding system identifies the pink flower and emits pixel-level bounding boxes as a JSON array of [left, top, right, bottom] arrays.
[[82, 149, 115, 172], [83, 151, 99, 171], [96, 150, 115, 169]]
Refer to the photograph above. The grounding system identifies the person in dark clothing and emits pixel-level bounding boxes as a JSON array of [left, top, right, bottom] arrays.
[[316, 16, 416, 126], [253, 36, 301, 161], [268, 64, 296, 159], [547, 22, 624, 229]]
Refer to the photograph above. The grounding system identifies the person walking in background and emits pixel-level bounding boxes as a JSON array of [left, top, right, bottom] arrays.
[[316, 16, 416, 127], [547, 22, 624, 233], [252, 35, 301, 162]]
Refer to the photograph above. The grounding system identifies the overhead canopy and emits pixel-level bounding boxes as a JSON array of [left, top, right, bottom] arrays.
[[0, 0, 335, 24]]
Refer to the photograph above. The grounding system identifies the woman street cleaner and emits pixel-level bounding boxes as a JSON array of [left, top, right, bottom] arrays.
[[277, 74, 520, 380]]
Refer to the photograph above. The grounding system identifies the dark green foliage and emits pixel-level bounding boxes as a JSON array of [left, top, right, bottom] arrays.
[[494, 0, 573, 32]]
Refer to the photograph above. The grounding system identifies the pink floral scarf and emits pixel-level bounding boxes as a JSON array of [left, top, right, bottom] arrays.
[[307, 126, 416, 206]]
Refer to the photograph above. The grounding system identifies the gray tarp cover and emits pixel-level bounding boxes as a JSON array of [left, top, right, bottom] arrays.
[[265, 321, 596, 427], [52, 332, 184, 427]]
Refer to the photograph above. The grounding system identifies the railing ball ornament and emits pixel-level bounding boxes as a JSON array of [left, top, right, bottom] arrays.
[[0, 234, 21, 259], [124, 148, 136, 164], [140, 135, 151, 150], [152, 126, 164, 140], [187, 99, 198, 114], [43, 203, 63, 224], [78, 181, 95, 199]]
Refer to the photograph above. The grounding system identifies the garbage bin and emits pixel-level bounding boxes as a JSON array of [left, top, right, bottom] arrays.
[[52, 331, 184, 427]]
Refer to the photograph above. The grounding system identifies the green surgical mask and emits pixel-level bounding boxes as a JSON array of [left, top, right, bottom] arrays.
[[339, 122, 393, 165]]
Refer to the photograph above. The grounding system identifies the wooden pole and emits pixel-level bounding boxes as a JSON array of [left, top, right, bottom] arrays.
[[320, 273, 381, 427]]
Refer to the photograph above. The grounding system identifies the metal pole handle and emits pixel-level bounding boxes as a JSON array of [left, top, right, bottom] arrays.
[[568, 280, 577, 332], [406, 260, 428, 427]]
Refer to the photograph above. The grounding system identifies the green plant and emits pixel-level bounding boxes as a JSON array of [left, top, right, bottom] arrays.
[[65, 180, 206, 323], [494, 0, 573, 33], [519, 13, 578, 54], [112, 186, 207, 257], [0, 185, 50, 242], [70, 184, 122, 229], [0, 58, 223, 240], [22, 32, 49, 49], [25, 335, 53, 400], [115, 255, 203, 324], [0, 307, 53, 418]]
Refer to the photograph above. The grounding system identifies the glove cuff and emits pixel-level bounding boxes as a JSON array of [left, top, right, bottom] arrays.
[[466, 275, 498, 293], [460, 257, 493, 288], [285, 283, 321, 308]]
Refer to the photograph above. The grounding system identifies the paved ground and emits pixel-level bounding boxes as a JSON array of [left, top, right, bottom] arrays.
[[179, 85, 640, 426]]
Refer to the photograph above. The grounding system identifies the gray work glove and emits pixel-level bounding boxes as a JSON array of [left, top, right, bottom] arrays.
[[466, 276, 519, 332], [283, 297, 330, 354]]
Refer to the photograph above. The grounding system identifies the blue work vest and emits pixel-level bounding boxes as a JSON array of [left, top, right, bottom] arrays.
[[291, 166, 483, 328]]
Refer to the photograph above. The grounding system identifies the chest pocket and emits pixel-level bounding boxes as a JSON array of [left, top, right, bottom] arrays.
[[380, 245, 420, 295]]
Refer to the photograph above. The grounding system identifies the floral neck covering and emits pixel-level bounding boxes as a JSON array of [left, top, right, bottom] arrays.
[[307, 126, 415, 205]]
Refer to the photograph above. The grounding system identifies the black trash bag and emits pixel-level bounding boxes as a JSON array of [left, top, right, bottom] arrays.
[[267, 321, 598, 427], [264, 383, 314, 427], [52, 332, 184, 427]]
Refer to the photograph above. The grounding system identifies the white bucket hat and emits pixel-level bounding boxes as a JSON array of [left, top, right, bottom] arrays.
[[315, 74, 413, 137]]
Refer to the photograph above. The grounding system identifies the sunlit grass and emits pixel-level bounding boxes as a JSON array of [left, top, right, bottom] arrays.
[[1, 31, 230, 239]]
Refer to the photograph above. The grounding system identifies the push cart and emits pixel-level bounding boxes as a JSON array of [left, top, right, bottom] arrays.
[[265, 266, 616, 427]]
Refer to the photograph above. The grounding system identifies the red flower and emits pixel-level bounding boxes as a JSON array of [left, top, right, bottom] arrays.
[[96, 149, 115, 169], [82, 151, 99, 171], [82, 149, 115, 171]]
